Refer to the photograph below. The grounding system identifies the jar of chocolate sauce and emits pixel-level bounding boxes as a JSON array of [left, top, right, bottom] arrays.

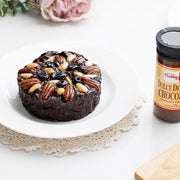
[[154, 27, 180, 122]]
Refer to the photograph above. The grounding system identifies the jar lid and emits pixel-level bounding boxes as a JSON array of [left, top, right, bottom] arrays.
[[156, 27, 180, 59]]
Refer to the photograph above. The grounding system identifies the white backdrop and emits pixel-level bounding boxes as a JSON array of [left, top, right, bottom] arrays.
[[0, 0, 179, 179]]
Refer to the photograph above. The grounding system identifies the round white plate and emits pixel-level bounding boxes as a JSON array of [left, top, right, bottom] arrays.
[[0, 42, 139, 138], [167, 0, 180, 26]]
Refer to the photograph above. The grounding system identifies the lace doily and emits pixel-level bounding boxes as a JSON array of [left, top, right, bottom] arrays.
[[0, 97, 145, 157]]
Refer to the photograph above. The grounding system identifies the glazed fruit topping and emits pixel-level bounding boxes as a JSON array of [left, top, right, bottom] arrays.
[[57, 80, 69, 87], [37, 70, 49, 80], [52, 71, 67, 80]]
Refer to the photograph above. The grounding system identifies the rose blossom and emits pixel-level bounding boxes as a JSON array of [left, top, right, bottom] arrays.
[[39, 0, 93, 22]]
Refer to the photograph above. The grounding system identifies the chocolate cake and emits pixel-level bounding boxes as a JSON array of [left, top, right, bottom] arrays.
[[17, 51, 102, 121]]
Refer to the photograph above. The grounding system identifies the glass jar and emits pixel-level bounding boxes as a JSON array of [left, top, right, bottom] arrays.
[[154, 27, 180, 121]]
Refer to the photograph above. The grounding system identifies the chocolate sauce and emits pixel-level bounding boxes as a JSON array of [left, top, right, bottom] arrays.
[[154, 27, 180, 121]]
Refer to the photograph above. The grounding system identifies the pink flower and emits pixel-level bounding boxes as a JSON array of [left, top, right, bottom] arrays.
[[39, 0, 93, 22]]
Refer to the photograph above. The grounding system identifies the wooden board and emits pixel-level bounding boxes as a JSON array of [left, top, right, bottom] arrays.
[[135, 143, 180, 180]]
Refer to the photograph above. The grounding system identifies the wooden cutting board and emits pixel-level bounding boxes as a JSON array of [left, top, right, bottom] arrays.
[[135, 143, 180, 180]]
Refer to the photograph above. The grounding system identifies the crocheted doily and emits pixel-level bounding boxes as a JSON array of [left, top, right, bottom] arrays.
[[0, 97, 145, 157]]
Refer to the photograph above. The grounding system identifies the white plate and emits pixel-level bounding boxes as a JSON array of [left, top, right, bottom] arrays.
[[0, 42, 139, 138], [167, 0, 180, 26]]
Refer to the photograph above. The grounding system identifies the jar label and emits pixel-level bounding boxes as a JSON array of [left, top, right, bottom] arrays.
[[154, 61, 180, 111]]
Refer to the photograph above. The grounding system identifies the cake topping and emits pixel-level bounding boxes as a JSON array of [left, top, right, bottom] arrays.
[[74, 75, 82, 83], [67, 63, 78, 71], [55, 56, 66, 63], [82, 77, 100, 89], [73, 71, 83, 76], [39, 83, 55, 100], [57, 80, 68, 87], [76, 83, 88, 93], [63, 85, 74, 101], [87, 65, 101, 74], [46, 56, 55, 61], [57, 88, 65, 95], [20, 73, 33, 79], [18, 51, 101, 101], [52, 71, 67, 80], [73, 57, 85, 64], [46, 61, 60, 68], [65, 76, 73, 86], [20, 78, 40, 89], [48, 80, 60, 84], [28, 84, 41, 93], [67, 54, 76, 62], [58, 62, 69, 70], [81, 74, 97, 78], [37, 70, 49, 80], [44, 68, 55, 74], [27, 63, 39, 68], [19, 67, 36, 74], [85, 61, 92, 67]]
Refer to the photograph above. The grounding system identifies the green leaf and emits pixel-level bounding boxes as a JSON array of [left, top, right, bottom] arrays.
[[2, 6, 7, 15], [0, 0, 5, 6], [15, 1, 21, 8], [24, 2, 31, 11], [0, 0, 32, 17], [20, 3, 27, 13], [12, 7, 17, 15], [8, 1, 13, 9], [0, 8, 4, 16]]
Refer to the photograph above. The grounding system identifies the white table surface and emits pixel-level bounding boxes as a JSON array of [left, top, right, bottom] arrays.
[[0, 0, 180, 179]]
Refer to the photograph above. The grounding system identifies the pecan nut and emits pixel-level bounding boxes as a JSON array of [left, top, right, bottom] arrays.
[[55, 56, 66, 63], [39, 83, 55, 100], [82, 77, 100, 89], [18, 67, 36, 74], [20, 78, 40, 89], [63, 85, 74, 101], [73, 57, 85, 64], [87, 65, 101, 74]]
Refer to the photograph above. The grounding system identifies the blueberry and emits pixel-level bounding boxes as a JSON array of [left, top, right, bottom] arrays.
[[51, 72, 57, 79], [57, 80, 68, 87], [61, 80, 69, 87], [39, 58, 45, 62], [46, 61, 56, 69], [37, 70, 49, 80], [74, 75, 81, 83], [68, 63, 79, 71], [54, 61, 60, 67], [53, 72, 67, 80], [60, 51, 71, 57]]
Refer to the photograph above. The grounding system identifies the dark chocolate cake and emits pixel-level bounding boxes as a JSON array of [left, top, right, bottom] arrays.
[[17, 51, 102, 121]]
